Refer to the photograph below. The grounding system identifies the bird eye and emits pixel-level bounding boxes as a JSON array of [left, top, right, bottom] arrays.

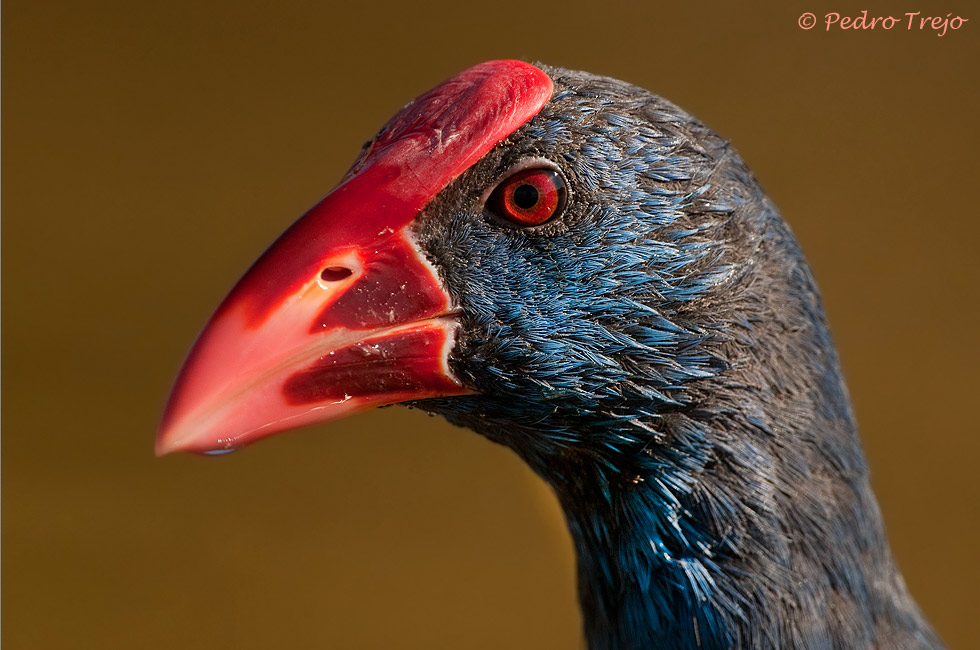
[[488, 168, 567, 227]]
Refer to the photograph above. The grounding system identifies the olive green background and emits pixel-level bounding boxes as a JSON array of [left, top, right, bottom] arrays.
[[4, 1, 978, 648]]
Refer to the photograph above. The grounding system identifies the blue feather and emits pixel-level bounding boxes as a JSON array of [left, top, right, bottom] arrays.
[[411, 66, 942, 649]]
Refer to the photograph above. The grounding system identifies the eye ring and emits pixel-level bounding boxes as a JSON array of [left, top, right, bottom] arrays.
[[486, 162, 568, 228]]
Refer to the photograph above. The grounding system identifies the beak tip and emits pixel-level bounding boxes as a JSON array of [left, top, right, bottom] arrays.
[[155, 415, 207, 456], [154, 429, 181, 457]]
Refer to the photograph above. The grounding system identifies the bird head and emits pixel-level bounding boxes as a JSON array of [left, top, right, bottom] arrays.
[[157, 61, 942, 650], [158, 61, 770, 481]]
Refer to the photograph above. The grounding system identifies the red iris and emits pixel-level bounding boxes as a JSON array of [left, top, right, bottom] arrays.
[[490, 168, 567, 226]]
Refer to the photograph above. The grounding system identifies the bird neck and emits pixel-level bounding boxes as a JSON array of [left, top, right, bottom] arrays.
[[548, 402, 909, 650], [554, 449, 736, 650], [541, 351, 936, 650]]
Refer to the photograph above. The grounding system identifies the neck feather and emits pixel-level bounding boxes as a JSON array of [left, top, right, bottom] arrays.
[[541, 292, 937, 650]]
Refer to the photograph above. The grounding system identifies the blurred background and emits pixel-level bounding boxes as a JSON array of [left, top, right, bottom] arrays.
[[4, 0, 978, 648]]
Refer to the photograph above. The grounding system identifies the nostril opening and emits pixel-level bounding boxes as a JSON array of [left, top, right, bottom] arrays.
[[320, 266, 353, 283]]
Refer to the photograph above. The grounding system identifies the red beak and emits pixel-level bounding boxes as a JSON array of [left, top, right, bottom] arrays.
[[156, 61, 553, 455]]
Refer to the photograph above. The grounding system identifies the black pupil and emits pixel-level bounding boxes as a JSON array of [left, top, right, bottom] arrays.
[[512, 184, 539, 210]]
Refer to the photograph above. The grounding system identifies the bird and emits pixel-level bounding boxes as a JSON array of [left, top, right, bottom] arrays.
[[157, 60, 944, 650]]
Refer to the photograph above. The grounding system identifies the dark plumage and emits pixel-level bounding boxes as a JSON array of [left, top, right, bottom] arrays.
[[412, 66, 941, 650], [160, 62, 943, 650]]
